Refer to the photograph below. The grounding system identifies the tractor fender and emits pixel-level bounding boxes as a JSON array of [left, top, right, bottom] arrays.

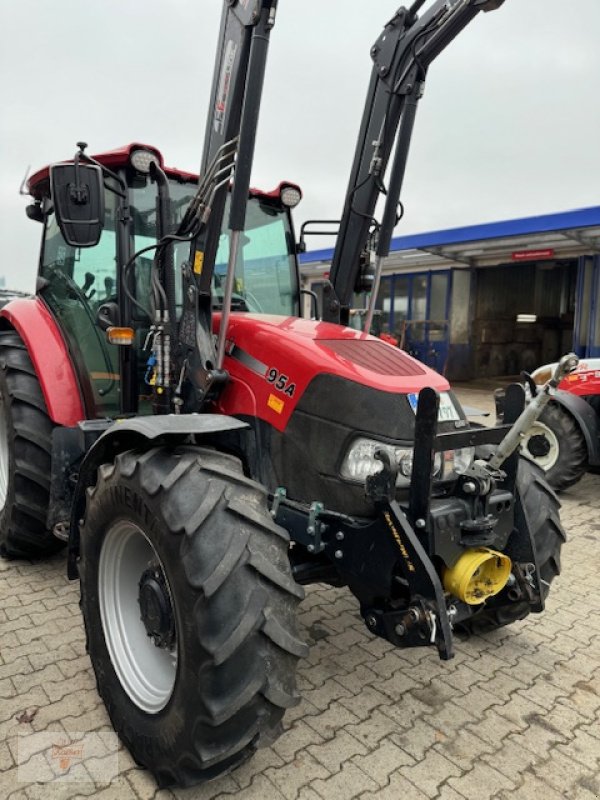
[[67, 414, 249, 579], [549, 389, 600, 466], [0, 297, 85, 425]]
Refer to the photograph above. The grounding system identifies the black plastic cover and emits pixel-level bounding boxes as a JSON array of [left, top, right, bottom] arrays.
[[50, 163, 104, 247]]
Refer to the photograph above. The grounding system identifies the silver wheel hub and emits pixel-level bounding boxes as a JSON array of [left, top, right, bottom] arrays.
[[98, 521, 177, 713], [521, 422, 559, 471]]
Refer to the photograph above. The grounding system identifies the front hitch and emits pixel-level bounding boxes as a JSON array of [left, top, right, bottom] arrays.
[[366, 451, 455, 660], [361, 357, 579, 660]]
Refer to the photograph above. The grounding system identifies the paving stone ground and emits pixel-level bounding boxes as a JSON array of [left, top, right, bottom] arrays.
[[1, 386, 599, 799]]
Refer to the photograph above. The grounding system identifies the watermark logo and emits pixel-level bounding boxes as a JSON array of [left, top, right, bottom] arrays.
[[51, 741, 85, 772], [18, 732, 118, 783]]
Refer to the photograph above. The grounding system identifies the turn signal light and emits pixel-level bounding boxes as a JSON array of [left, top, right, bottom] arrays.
[[106, 327, 135, 346], [443, 548, 512, 605]]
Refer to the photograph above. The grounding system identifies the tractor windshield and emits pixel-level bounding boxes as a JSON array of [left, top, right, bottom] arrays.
[[130, 179, 298, 317]]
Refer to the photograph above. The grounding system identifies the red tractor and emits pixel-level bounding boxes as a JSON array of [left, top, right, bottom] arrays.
[[496, 358, 600, 490], [1, 0, 567, 788]]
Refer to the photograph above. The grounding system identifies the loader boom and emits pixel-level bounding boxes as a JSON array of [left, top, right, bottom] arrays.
[[324, 0, 505, 326], [178, 0, 278, 403]]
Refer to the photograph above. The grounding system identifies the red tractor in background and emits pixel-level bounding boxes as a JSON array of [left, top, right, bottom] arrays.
[[496, 358, 600, 490], [0, 0, 571, 789]]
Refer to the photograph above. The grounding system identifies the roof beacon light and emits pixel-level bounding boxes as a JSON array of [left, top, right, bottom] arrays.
[[130, 149, 160, 175], [280, 185, 302, 208]]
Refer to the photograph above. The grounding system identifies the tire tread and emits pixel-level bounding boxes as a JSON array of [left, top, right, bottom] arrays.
[[0, 331, 62, 558], [79, 445, 305, 788]]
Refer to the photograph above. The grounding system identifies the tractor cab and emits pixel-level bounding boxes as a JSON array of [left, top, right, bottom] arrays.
[[27, 144, 301, 418]]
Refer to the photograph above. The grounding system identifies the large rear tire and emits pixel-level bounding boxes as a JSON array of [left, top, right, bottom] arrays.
[[0, 330, 62, 558], [459, 458, 565, 634], [521, 401, 587, 491], [79, 446, 307, 789]]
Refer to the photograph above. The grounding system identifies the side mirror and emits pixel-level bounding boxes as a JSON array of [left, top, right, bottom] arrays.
[[25, 203, 44, 223], [96, 302, 120, 331], [50, 163, 104, 248]]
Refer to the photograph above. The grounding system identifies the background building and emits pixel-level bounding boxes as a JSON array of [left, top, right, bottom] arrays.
[[300, 206, 600, 381]]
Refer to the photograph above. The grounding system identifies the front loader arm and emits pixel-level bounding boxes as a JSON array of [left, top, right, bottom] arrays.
[[178, 0, 278, 405], [324, 0, 505, 325]]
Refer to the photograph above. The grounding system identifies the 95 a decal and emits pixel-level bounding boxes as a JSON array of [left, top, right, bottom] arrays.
[[266, 368, 296, 397]]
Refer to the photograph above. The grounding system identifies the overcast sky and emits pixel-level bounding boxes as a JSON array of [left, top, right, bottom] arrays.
[[1, 0, 599, 291]]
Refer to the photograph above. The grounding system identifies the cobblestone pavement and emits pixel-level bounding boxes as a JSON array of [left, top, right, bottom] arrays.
[[1, 387, 599, 800]]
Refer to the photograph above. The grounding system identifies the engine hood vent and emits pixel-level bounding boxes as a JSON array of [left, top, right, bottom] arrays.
[[320, 339, 426, 376]]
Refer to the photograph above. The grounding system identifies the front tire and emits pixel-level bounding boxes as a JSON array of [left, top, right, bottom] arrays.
[[459, 458, 565, 634], [0, 331, 61, 558], [521, 401, 587, 491], [79, 446, 307, 788]]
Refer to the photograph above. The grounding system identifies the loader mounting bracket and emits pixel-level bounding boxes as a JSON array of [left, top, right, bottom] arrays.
[[378, 498, 455, 660]]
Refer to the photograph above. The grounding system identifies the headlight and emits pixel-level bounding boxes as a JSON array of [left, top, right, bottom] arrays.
[[340, 437, 474, 486], [452, 447, 475, 475]]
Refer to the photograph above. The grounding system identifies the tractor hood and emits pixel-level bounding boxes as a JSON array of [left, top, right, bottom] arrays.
[[214, 313, 462, 514], [215, 313, 451, 433]]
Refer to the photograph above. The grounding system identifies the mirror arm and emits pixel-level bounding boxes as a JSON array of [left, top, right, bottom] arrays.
[[76, 142, 127, 199]]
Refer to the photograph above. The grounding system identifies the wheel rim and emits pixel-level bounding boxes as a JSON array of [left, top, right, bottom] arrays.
[[98, 521, 177, 713], [0, 387, 10, 510], [521, 422, 560, 471]]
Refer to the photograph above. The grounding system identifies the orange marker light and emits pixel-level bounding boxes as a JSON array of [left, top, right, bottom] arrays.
[[106, 327, 135, 346]]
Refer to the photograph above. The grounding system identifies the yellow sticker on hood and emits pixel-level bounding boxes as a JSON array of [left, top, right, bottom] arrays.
[[267, 394, 284, 414]]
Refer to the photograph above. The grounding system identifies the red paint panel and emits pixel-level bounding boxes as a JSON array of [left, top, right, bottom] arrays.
[[28, 143, 299, 205], [0, 298, 85, 425], [559, 360, 600, 397], [213, 313, 449, 432]]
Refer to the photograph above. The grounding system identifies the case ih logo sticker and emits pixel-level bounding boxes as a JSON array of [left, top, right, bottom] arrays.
[[214, 39, 237, 134]]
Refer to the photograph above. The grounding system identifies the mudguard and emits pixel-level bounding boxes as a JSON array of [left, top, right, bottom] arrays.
[[0, 297, 85, 425], [549, 390, 600, 466], [67, 414, 249, 578]]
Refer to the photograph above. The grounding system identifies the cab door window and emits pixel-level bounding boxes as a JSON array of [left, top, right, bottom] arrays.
[[40, 185, 120, 416]]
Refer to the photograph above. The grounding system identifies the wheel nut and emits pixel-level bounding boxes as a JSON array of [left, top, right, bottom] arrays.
[[395, 624, 405, 636], [366, 614, 377, 629], [334, 549, 343, 559]]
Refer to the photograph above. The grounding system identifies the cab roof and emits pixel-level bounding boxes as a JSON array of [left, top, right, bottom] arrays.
[[27, 142, 299, 204]]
